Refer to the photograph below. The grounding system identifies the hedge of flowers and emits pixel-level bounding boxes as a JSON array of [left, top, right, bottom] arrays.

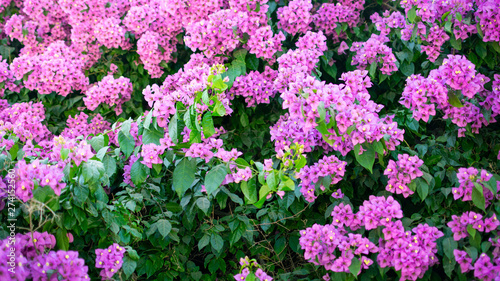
[[0, 0, 499, 280]]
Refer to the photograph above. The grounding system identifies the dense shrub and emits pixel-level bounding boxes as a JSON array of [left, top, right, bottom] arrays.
[[0, 0, 500, 280]]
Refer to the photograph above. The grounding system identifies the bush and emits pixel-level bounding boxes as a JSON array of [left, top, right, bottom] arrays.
[[0, 0, 499, 280]]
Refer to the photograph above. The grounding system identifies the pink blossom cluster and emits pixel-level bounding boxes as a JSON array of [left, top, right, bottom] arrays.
[[230, 66, 278, 107], [234, 256, 273, 281], [447, 212, 499, 241], [277, 0, 312, 35], [137, 31, 177, 78], [476, 0, 500, 42], [274, 37, 404, 155], [270, 114, 329, 157], [454, 251, 500, 280], [452, 167, 498, 206], [350, 34, 398, 75], [143, 54, 230, 128], [0, 100, 51, 143], [14, 158, 66, 201], [400, 55, 494, 136], [61, 112, 111, 140], [383, 154, 424, 198], [313, 2, 362, 43], [377, 221, 443, 281], [0, 60, 20, 96], [141, 134, 174, 168], [84, 74, 133, 115], [273, 32, 404, 156], [370, 11, 405, 36], [0, 232, 89, 280], [300, 196, 442, 280], [482, 74, 500, 120], [246, 26, 285, 62], [95, 243, 126, 280], [94, 17, 131, 49], [295, 155, 347, 202], [185, 1, 271, 59], [10, 41, 89, 97]]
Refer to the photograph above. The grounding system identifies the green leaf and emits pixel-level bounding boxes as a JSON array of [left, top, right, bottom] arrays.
[[172, 158, 197, 198], [202, 111, 216, 138], [33, 185, 60, 211], [245, 53, 259, 70], [211, 233, 224, 252], [103, 155, 117, 177], [168, 113, 179, 144], [317, 102, 326, 123], [156, 219, 172, 238], [475, 44, 487, 59], [82, 160, 105, 184], [241, 179, 258, 204], [353, 144, 375, 173], [450, 36, 462, 50], [447, 91, 464, 108], [143, 110, 153, 130], [56, 228, 69, 251], [369, 61, 377, 79], [118, 131, 135, 159], [205, 164, 228, 195], [416, 178, 429, 201], [198, 234, 210, 250], [240, 112, 249, 127], [233, 49, 248, 61], [467, 224, 476, 239], [122, 256, 137, 278], [142, 128, 164, 145], [407, 7, 417, 23], [441, 11, 451, 22], [266, 170, 277, 190], [472, 182, 485, 211], [349, 257, 361, 277], [400, 62, 415, 77], [89, 135, 106, 152], [442, 237, 458, 259], [130, 160, 148, 187], [196, 197, 211, 215]]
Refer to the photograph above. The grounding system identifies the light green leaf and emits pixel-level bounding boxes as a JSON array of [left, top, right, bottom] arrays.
[[205, 164, 228, 195], [173, 158, 197, 198]]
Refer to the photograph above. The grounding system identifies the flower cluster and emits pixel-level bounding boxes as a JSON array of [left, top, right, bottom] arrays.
[[0, 232, 89, 280], [400, 55, 493, 136], [300, 196, 442, 280], [377, 221, 443, 280], [95, 243, 126, 280], [143, 55, 228, 128], [447, 212, 499, 241], [10, 41, 89, 97], [350, 34, 398, 75], [0, 60, 20, 96], [313, 2, 363, 42], [370, 11, 405, 36], [0, 100, 51, 143], [15, 158, 66, 202], [452, 167, 497, 206], [61, 112, 111, 140], [454, 238, 500, 280], [84, 74, 133, 115], [295, 155, 347, 202], [383, 154, 424, 198], [230, 66, 278, 107], [277, 0, 312, 35], [234, 256, 273, 281]]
